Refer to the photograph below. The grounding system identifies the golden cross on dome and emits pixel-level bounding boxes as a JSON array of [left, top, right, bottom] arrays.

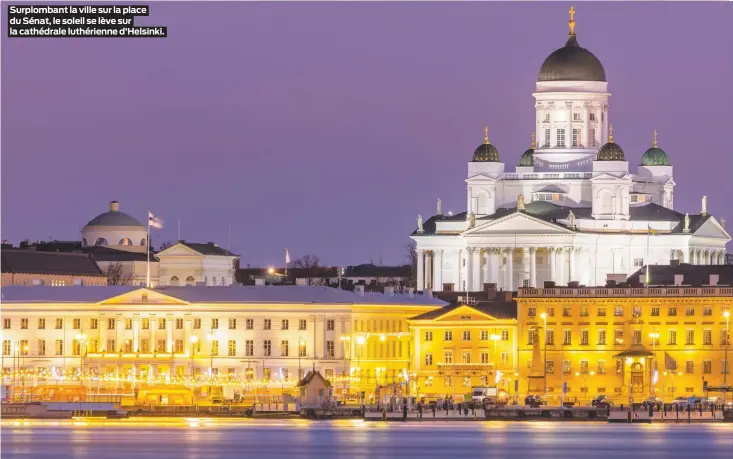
[[569, 6, 576, 35], [609, 125, 614, 143], [531, 132, 536, 148], [653, 130, 658, 148], [484, 126, 489, 144]]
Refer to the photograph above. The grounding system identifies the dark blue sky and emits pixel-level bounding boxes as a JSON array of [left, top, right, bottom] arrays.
[[2, 2, 731, 267]]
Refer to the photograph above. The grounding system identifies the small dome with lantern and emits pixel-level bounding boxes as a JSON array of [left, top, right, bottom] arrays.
[[519, 133, 536, 166], [596, 125, 625, 161], [640, 130, 670, 166], [472, 126, 501, 162]]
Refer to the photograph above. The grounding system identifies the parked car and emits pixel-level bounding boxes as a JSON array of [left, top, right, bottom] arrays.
[[591, 395, 612, 408], [670, 396, 698, 407], [524, 395, 545, 407], [642, 396, 662, 409]]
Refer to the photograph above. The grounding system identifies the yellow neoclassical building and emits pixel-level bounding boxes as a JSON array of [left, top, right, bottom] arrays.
[[407, 301, 519, 400], [516, 286, 733, 403]]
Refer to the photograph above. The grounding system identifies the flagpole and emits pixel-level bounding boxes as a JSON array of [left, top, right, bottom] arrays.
[[146, 210, 151, 288], [285, 249, 288, 277]]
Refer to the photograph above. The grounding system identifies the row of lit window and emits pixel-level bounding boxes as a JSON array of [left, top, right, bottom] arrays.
[[527, 306, 729, 318], [533, 359, 730, 375], [2, 317, 334, 332], [424, 350, 510, 366], [1, 338, 332, 358], [424, 330, 510, 342], [353, 319, 404, 334], [528, 329, 730, 346]]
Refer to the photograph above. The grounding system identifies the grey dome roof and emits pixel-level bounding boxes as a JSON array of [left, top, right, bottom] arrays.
[[538, 35, 606, 82], [596, 141, 625, 161], [85, 201, 144, 227]]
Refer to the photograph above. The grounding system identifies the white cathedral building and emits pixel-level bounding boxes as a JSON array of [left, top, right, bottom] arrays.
[[411, 8, 730, 292]]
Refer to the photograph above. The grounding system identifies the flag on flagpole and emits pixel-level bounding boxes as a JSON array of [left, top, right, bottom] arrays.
[[148, 211, 164, 229], [285, 248, 291, 264], [647, 224, 656, 236]]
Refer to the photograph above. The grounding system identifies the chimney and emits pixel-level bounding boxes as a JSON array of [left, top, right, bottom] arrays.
[[384, 286, 394, 296], [670, 259, 680, 267], [406, 287, 414, 298], [255, 278, 266, 286], [355, 285, 365, 296], [109, 201, 120, 212], [709, 274, 719, 286], [674, 274, 684, 286]]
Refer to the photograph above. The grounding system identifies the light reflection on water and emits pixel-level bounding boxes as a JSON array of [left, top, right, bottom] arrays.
[[2, 418, 732, 459]]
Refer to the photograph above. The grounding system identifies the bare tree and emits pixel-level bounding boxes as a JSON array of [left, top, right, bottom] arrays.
[[405, 241, 417, 288], [159, 240, 175, 251], [106, 262, 133, 286], [291, 254, 326, 286]]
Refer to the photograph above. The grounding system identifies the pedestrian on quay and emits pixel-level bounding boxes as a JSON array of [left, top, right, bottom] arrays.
[[417, 402, 423, 420], [402, 403, 408, 422], [432, 403, 436, 418]]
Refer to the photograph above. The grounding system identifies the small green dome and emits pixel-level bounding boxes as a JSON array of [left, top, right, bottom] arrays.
[[519, 148, 534, 166], [472, 142, 501, 162], [640, 147, 669, 166], [640, 132, 669, 166]]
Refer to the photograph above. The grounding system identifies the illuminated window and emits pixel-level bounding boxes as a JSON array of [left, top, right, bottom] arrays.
[[685, 330, 695, 345], [141, 318, 148, 330], [547, 308, 555, 317], [462, 330, 471, 341], [597, 307, 606, 317], [597, 360, 606, 374], [581, 330, 589, 345], [563, 307, 572, 317], [230, 340, 238, 357], [281, 319, 289, 330], [108, 318, 116, 330], [546, 360, 555, 373], [95, 238, 108, 246], [614, 307, 624, 317], [425, 353, 433, 366], [211, 318, 218, 329], [229, 318, 236, 330], [158, 318, 166, 330], [444, 331, 453, 341], [263, 340, 272, 357], [55, 318, 63, 329], [703, 360, 712, 374], [107, 339, 116, 353], [128, 319, 135, 330], [632, 330, 641, 345], [37, 340, 46, 356], [185, 276, 195, 286], [326, 319, 335, 331], [597, 330, 606, 345], [685, 361, 694, 374], [480, 352, 489, 364], [281, 340, 289, 356], [38, 318, 46, 329], [703, 330, 712, 345], [299, 342, 306, 357], [580, 307, 589, 317], [174, 340, 184, 353], [572, 128, 580, 146], [668, 307, 677, 317], [651, 307, 660, 317], [546, 330, 554, 345], [55, 340, 64, 355], [580, 360, 589, 374], [501, 330, 509, 340], [563, 330, 572, 345], [425, 331, 433, 341], [668, 330, 677, 345], [299, 319, 307, 331], [264, 319, 271, 330], [193, 318, 201, 329], [528, 308, 536, 318], [119, 238, 133, 246], [443, 351, 453, 364], [685, 307, 695, 317], [461, 352, 471, 364], [326, 341, 334, 358]]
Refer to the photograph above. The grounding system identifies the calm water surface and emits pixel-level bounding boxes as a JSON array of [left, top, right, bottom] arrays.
[[2, 418, 732, 459]]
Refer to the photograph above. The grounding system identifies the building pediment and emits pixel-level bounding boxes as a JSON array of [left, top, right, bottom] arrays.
[[463, 212, 573, 236], [156, 243, 205, 258], [100, 288, 190, 305], [692, 217, 731, 241], [433, 305, 501, 322], [591, 172, 631, 181], [465, 174, 499, 182]]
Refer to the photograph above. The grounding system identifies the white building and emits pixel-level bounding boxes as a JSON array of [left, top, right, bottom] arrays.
[[82, 201, 147, 253], [411, 9, 730, 292], [157, 242, 238, 287], [0, 286, 444, 389]]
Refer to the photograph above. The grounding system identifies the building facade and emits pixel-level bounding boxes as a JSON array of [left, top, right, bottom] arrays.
[[516, 286, 733, 403], [156, 242, 238, 287], [1, 249, 107, 287], [411, 8, 730, 292], [0, 286, 444, 403]]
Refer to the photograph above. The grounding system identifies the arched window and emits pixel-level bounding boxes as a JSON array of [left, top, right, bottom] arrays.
[[95, 238, 108, 246], [185, 276, 195, 286], [140, 238, 147, 247], [170, 276, 180, 286], [82, 238, 88, 247], [119, 237, 133, 246]]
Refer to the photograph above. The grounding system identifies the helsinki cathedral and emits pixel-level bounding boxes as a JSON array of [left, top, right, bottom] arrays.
[[411, 7, 730, 292]]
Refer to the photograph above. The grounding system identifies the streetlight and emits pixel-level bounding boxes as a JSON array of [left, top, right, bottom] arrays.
[[649, 330, 660, 396], [540, 312, 547, 401], [190, 335, 199, 377]]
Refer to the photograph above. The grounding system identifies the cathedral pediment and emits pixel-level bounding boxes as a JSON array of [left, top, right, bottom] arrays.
[[463, 211, 573, 236], [591, 172, 631, 181], [465, 173, 499, 182], [692, 217, 731, 241]]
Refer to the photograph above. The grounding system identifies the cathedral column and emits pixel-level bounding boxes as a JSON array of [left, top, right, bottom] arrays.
[[465, 248, 474, 292], [487, 248, 498, 285], [481, 250, 489, 287], [568, 248, 576, 283], [433, 250, 443, 291], [416, 249, 425, 291], [548, 247, 556, 284], [683, 248, 690, 264], [567, 103, 572, 147], [505, 248, 514, 292], [529, 247, 537, 288], [425, 252, 433, 289], [471, 248, 482, 292]]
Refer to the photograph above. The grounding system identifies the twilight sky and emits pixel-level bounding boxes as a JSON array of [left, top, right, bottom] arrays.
[[2, 1, 732, 267]]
